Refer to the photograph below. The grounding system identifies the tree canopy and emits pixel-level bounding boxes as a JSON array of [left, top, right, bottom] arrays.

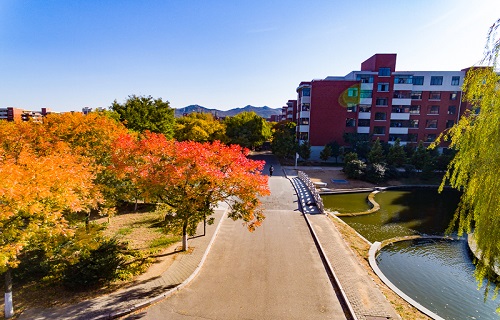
[[174, 112, 226, 142], [111, 95, 175, 138], [111, 133, 270, 250], [224, 111, 272, 149], [271, 121, 297, 159]]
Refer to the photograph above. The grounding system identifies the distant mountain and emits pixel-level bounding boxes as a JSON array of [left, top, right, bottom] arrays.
[[174, 105, 281, 119]]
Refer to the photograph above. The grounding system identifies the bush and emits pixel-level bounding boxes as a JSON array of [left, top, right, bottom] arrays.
[[63, 238, 125, 290], [365, 163, 387, 183], [344, 159, 366, 179]]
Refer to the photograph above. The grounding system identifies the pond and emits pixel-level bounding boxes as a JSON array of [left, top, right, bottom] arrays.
[[321, 188, 499, 319]]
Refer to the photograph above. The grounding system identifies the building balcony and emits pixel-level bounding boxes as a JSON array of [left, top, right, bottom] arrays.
[[299, 110, 310, 117], [392, 98, 412, 105], [360, 98, 372, 105], [358, 112, 371, 119], [393, 83, 413, 91], [361, 83, 373, 90], [389, 127, 409, 134], [357, 127, 370, 134], [390, 113, 410, 120], [298, 125, 310, 133], [299, 96, 311, 104]]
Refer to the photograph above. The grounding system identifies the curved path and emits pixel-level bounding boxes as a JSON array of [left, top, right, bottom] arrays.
[[131, 154, 347, 319]]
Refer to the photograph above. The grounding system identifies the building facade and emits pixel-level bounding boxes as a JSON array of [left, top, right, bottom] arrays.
[[294, 53, 467, 158]]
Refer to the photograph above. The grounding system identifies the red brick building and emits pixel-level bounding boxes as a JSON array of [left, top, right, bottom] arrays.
[[294, 53, 467, 158]]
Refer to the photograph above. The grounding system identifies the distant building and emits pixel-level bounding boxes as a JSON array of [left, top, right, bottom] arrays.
[[292, 53, 469, 158], [0, 107, 53, 122]]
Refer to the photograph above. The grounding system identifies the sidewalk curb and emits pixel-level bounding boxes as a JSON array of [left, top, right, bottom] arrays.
[[99, 206, 229, 319]]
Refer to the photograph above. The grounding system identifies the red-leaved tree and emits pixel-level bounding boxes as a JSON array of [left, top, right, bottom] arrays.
[[111, 132, 270, 250]]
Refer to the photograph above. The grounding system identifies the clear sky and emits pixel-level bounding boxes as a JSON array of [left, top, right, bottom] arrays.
[[0, 0, 499, 112]]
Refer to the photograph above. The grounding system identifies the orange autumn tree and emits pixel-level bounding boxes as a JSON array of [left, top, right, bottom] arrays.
[[42, 112, 130, 217], [111, 132, 270, 250], [0, 121, 100, 318]]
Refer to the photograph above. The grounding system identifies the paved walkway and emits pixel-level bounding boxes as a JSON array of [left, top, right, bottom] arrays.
[[286, 169, 400, 320]]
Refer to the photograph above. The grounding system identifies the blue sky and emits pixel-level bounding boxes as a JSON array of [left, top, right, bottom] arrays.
[[0, 0, 499, 112]]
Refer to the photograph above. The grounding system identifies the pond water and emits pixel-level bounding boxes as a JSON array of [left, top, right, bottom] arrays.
[[321, 189, 499, 319]]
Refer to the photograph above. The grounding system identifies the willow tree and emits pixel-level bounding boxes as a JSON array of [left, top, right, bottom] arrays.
[[436, 19, 500, 283]]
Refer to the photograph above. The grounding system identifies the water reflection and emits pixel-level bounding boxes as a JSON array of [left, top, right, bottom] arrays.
[[321, 188, 498, 319], [378, 239, 498, 319]]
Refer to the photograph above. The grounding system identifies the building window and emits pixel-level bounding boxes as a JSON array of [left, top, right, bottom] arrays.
[[451, 76, 460, 86], [413, 76, 424, 85], [347, 104, 357, 112], [410, 105, 421, 114], [450, 92, 458, 100], [411, 91, 423, 100], [375, 112, 387, 120], [374, 126, 386, 134], [429, 91, 441, 100], [378, 68, 391, 77], [360, 90, 373, 98], [301, 103, 310, 111], [426, 119, 438, 128], [392, 105, 409, 113], [299, 118, 309, 125], [376, 98, 388, 106], [299, 132, 308, 140], [409, 119, 419, 128], [377, 83, 390, 92], [446, 120, 455, 128], [408, 133, 418, 142], [430, 76, 443, 85], [357, 74, 374, 83], [358, 119, 370, 127], [346, 118, 356, 127], [427, 105, 440, 115], [425, 134, 437, 142], [359, 105, 371, 112], [393, 91, 411, 99], [394, 75, 413, 84], [390, 120, 406, 127], [448, 106, 456, 115], [348, 88, 358, 97], [302, 88, 310, 96]]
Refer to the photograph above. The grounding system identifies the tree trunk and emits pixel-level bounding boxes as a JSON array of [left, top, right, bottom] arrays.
[[4, 268, 13, 319], [182, 221, 188, 251]]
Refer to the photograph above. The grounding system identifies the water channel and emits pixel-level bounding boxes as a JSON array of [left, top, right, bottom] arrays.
[[322, 188, 499, 319]]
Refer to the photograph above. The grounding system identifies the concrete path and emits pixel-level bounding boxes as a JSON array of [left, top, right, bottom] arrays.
[[286, 168, 400, 320], [132, 155, 347, 319]]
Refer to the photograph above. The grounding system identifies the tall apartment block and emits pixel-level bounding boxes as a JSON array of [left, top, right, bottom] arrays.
[[294, 53, 468, 158]]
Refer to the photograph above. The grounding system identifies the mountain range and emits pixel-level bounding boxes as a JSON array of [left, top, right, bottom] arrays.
[[174, 105, 281, 119]]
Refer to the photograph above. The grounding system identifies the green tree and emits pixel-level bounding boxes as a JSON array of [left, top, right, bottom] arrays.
[[224, 112, 272, 149], [411, 141, 429, 170], [367, 138, 385, 164], [271, 121, 297, 159], [320, 145, 333, 162], [111, 95, 175, 138], [387, 139, 407, 167], [297, 141, 311, 161], [328, 141, 342, 163], [435, 18, 500, 281], [174, 112, 226, 142]]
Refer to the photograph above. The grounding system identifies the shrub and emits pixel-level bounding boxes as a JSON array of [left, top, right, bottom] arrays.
[[365, 163, 387, 183], [62, 238, 125, 290], [344, 159, 366, 179]]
